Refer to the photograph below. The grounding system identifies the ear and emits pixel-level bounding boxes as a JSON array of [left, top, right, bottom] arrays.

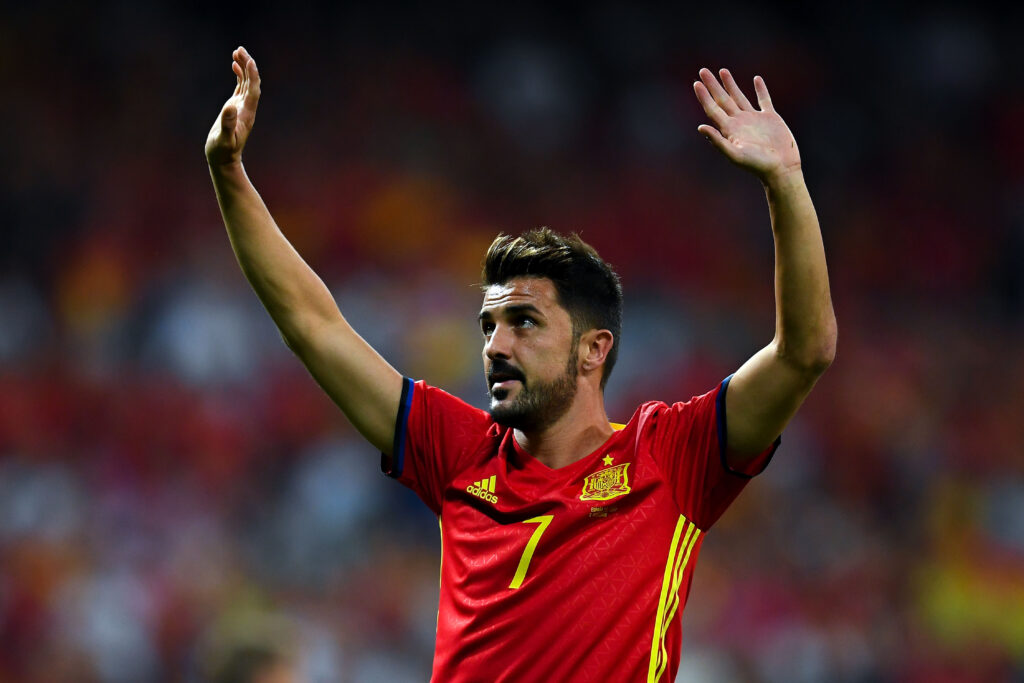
[[578, 329, 614, 374]]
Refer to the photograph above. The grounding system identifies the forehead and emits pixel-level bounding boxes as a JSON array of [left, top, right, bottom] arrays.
[[481, 277, 563, 315]]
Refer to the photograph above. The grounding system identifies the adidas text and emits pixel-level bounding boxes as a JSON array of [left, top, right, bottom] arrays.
[[467, 475, 499, 504]]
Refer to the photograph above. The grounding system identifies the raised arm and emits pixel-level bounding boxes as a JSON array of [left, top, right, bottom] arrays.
[[205, 46, 402, 454], [692, 67, 837, 460]]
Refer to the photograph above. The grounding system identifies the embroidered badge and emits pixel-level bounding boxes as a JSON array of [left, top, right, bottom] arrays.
[[579, 463, 631, 502]]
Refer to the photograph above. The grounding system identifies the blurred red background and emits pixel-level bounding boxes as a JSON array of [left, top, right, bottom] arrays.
[[1, 2, 1022, 681]]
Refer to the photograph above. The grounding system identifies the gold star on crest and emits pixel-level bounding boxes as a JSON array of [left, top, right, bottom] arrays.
[[602, 454, 614, 466]]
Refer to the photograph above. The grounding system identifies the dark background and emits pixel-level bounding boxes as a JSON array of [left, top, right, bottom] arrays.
[[2, 2, 1023, 681]]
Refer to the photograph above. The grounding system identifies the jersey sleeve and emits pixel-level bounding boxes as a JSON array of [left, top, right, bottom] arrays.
[[381, 377, 495, 515], [641, 374, 779, 529]]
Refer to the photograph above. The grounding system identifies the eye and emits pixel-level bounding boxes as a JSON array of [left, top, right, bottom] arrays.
[[518, 316, 537, 328], [481, 321, 495, 336]]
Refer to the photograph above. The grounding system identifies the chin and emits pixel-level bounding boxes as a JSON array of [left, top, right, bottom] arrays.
[[489, 397, 516, 421], [489, 393, 524, 426], [490, 405, 527, 430]]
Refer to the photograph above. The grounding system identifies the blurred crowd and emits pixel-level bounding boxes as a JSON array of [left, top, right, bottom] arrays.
[[2, 2, 1023, 681]]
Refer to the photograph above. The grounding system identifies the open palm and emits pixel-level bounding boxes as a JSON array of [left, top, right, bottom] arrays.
[[693, 68, 801, 182], [205, 47, 261, 167]]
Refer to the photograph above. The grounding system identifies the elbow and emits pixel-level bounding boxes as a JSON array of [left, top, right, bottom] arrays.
[[812, 330, 837, 374], [779, 316, 837, 376], [811, 314, 838, 372]]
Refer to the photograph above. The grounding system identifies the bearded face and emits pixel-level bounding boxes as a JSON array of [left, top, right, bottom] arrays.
[[487, 336, 579, 432], [479, 277, 584, 433]]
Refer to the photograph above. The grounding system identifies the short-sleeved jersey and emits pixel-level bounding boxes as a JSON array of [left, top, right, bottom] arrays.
[[382, 376, 777, 682]]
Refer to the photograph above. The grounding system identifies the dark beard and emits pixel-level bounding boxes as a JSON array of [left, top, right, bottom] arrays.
[[488, 345, 579, 432]]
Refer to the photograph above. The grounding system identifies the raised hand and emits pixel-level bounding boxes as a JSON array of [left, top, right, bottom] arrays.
[[693, 68, 800, 183], [205, 47, 262, 167]]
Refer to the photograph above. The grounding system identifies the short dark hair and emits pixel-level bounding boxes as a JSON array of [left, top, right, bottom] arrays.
[[482, 228, 623, 389]]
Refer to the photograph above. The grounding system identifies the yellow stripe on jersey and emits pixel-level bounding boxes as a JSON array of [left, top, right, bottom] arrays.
[[647, 516, 701, 682], [609, 422, 626, 431], [655, 521, 701, 681], [647, 517, 685, 681]]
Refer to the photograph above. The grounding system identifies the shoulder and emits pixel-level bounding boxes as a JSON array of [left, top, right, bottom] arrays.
[[407, 378, 500, 435], [410, 379, 487, 414], [627, 382, 723, 431]]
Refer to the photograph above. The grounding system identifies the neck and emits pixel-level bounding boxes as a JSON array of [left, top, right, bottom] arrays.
[[514, 384, 612, 469]]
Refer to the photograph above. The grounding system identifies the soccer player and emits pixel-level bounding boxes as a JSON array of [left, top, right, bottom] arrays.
[[206, 47, 836, 681]]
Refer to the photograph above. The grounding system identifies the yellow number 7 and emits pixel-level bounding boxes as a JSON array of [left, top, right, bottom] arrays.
[[509, 515, 554, 589]]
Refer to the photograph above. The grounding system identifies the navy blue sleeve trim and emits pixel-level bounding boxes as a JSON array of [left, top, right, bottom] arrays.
[[381, 377, 415, 479], [715, 374, 780, 479]]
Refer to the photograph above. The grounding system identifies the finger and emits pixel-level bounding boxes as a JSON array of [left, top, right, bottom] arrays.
[[753, 75, 774, 111], [698, 67, 739, 115], [693, 82, 728, 127], [221, 104, 237, 136], [235, 46, 249, 91], [238, 46, 253, 83], [697, 124, 739, 162], [244, 57, 261, 109], [719, 69, 754, 112], [232, 60, 243, 94]]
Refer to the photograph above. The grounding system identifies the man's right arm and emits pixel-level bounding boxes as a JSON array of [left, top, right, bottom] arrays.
[[206, 47, 402, 454]]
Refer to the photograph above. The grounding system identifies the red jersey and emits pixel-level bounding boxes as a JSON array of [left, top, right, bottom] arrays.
[[382, 375, 776, 682]]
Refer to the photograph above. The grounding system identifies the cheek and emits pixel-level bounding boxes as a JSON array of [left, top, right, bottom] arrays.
[[531, 340, 573, 375]]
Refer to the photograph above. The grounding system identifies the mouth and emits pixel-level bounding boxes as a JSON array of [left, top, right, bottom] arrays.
[[488, 368, 525, 398]]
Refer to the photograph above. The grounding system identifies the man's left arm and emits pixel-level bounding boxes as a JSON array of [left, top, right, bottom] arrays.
[[693, 67, 837, 461]]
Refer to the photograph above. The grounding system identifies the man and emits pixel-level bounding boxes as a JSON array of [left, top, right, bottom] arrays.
[[206, 46, 835, 682]]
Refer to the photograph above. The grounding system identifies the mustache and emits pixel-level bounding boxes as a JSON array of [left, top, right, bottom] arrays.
[[487, 359, 526, 385]]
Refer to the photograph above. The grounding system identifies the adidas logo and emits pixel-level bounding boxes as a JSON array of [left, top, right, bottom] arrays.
[[466, 475, 499, 503]]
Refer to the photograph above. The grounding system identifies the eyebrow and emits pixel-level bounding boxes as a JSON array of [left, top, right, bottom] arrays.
[[478, 303, 545, 321]]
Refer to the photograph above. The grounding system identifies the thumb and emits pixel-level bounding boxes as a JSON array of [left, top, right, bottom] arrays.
[[697, 124, 737, 160], [220, 105, 237, 135]]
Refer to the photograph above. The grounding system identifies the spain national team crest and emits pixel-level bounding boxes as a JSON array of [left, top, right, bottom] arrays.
[[579, 463, 631, 501]]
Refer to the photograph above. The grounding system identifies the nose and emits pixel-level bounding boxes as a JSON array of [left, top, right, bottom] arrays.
[[484, 324, 513, 361]]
